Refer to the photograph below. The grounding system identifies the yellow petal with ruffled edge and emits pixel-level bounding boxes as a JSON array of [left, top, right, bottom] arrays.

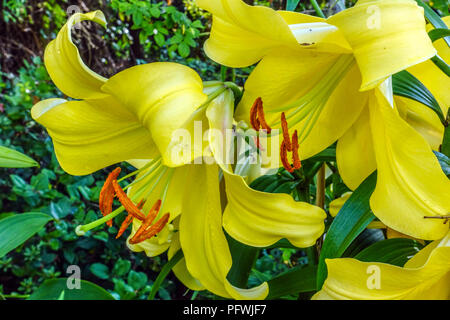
[[328, 0, 436, 91], [368, 89, 450, 240], [235, 50, 367, 160], [395, 96, 444, 151], [168, 225, 205, 291], [44, 11, 108, 99], [223, 170, 326, 248], [196, 0, 299, 67], [31, 98, 158, 175], [337, 106, 377, 190], [101, 63, 207, 167], [180, 163, 268, 299], [313, 233, 450, 300]]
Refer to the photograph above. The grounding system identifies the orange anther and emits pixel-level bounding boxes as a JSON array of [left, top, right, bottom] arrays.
[[250, 98, 261, 131], [129, 213, 170, 244], [280, 112, 292, 152], [99, 167, 121, 227], [280, 140, 294, 173], [116, 213, 133, 239], [256, 99, 271, 134], [115, 199, 147, 239], [292, 130, 302, 170], [112, 180, 145, 221], [130, 200, 161, 243]]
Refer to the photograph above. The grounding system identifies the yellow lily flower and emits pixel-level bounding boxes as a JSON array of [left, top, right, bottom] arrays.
[[198, 0, 450, 240], [30, 10, 323, 299], [396, 16, 450, 150], [312, 231, 450, 300], [126, 86, 326, 299], [31, 11, 207, 173]]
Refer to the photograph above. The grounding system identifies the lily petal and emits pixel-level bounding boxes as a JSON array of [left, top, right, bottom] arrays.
[[235, 49, 367, 160], [337, 106, 377, 190], [180, 163, 268, 299], [328, 0, 436, 91], [223, 170, 326, 248], [44, 11, 108, 99], [395, 96, 444, 150], [127, 221, 172, 257], [368, 89, 450, 240], [313, 233, 450, 300], [31, 98, 158, 175], [101, 63, 207, 167], [168, 225, 205, 291], [196, 0, 299, 67], [128, 165, 189, 222]]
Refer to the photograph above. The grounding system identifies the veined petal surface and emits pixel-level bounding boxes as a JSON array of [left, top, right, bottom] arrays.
[[31, 98, 158, 175], [101, 63, 207, 167], [180, 163, 268, 299], [223, 171, 326, 248], [196, 0, 299, 67], [44, 11, 108, 99], [368, 90, 450, 240], [313, 233, 450, 300], [328, 0, 436, 91]]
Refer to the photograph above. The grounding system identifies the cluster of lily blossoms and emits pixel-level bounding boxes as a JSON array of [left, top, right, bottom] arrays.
[[31, 0, 449, 300]]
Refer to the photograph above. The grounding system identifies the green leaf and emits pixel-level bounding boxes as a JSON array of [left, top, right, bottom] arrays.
[[90, 263, 109, 280], [428, 28, 450, 42], [355, 238, 424, 267], [0, 212, 52, 258], [127, 270, 148, 290], [112, 259, 132, 277], [286, 0, 301, 11], [415, 0, 450, 47], [430, 55, 450, 77], [267, 265, 317, 299], [392, 70, 445, 124], [433, 150, 450, 177], [0, 146, 39, 168], [317, 172, 377, 290], [177, 42, 190, 58], [29, 278, 115, 300], [343, 228, 385, 258], [227, 234, 259, 288], [148, 250, 183, 300], [441, 122, 450, 157]]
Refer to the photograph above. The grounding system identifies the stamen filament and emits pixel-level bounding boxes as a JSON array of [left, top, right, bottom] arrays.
[[76, 206, 126, 236], [117, 157, 161, 183]]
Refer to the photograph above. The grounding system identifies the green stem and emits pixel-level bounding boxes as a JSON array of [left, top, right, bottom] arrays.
[[310, 0, 326, 18], [148, 250, 184, 300]]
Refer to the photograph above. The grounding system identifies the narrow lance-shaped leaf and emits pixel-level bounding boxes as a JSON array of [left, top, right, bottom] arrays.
[[0, 146, 39, 168], [148, 250, 183, 300], [428, 28, 450, 42], [267, 265, 317, 299], [226, 233, 260, 288], [0, 212, 52, 258], [354, 238, 424, 267], [414, 0, 450, 47], [316, 172, 377, 290], [286, 0, 301, 11], [433, 150, 450, 177], [392, 70, 445, 124]]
